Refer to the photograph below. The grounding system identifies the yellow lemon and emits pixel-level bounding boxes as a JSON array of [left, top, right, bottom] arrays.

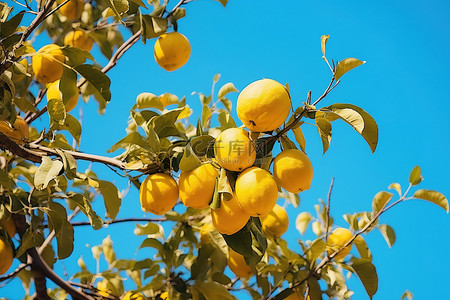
[[260, 204, 289, 238], [160, 291, 169, 300], [327, 228, 353, 260], [58, 0, 84, 20], [0, 236, 13, 275], [0, 116, 29, 144], [32, 44, 65, 85], [227, 248, 252, 278], [0, 217, 16, 238], [46, 80, 79, 112], [154, 32, 191, 71], [214, 128, 256, 172], [122, 291, 145, 300], [235, 167, 278, 217], [140, 173, 179, 215], [237, 79, 291, 132], [64, 30, 94, 51], [211, 194, 250, 235], [273, 149, 313, 193], [179, 163, 219, 209]]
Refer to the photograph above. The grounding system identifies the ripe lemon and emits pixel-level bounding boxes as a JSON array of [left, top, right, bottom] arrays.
[[228, 248, 253, 278], [211, 194, 250, 235], [327, 228, 353, 260], [47, 80, 79, 112], [214, 128, 256, 172], [154, 32, 191, 71], [273, 149, 313, 193], [0, 217, 16, 238], [260, 204, 289, 238], [122, 291, 145, 300], [0, 116, 29, 144], [140, 173, 179, 215], [179, 163, 219, 209], [235, 167, 278, 217], [160, 291, 169, 300], [64, 30, 94, 51], [0, 236, 13, 275], [32, 44, 65, 85], [237, 79, 291, 132], [58, 0, 84, 20]]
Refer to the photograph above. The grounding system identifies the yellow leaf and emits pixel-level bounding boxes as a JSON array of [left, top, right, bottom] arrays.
[[335, 58, 365, 80], [321, 34, 330, 56]]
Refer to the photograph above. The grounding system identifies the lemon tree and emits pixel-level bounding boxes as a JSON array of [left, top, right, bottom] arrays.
[[0, 1, 447, 300]]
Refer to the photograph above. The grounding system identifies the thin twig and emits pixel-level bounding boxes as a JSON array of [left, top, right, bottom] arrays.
[[325, 177, 334, 242], [69, 217, 167, 227], [0, 263, 31, 282]]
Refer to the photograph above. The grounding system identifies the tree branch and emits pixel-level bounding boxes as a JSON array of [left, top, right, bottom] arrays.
[[325, 177, 334, 242], [0, 263, 31, 282], [69, 217, 167, 227]]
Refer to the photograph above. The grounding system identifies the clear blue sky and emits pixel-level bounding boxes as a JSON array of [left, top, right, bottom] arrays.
[[3, 0, 450, 299]]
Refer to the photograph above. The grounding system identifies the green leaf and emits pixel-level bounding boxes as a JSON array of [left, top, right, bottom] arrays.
[[401, 290, 414, 300], [51, 114, 82, 144], [351, 258, 378, 299], [0, 169, 15, 190], [202, 105, 212, 128], [295, 212, 312, 235], [47, 202, 74, 259], [378, 224, 396, 248], [319, 103, 378, 153], [388, 183, 402, 197], [107, 131, 149, 153], [306, 238, 326, 262], [315, 117, 332, 154], [354, 235, 372, 261], [413, 189, 448, 213], [209, 178, 220, 210], [47, 98, 66, 125], [218, 112, 236, 131], [214, 0, 227, 7], [34, 157, 64, 190], [134, 222, 160, 236], [104, 0, 129, 19], [409, 166, 422, 186], [217, 168, 233, 201], [218, 82, 238, 99], [179, 144, 202, 171], [67, 192, 103, 230], [97, 180, 122, 219], [74, 64, 111, 102], [335, 58, 365, 80], [0, 11, 24, 38], [61, 47, 93, 66], [54, 149, 77, 180], [134, 92, 164, 111], [292, 126, 306, 152], [371, 191, 393, 214], [193, 281, 235, 300], [321, 34, 330, 56], [14, 96, 36, 113], [308, 277, 322, 300], [139, 238, 163, 252], [190, 135, 214, 157], [129, 0, 147, 8]]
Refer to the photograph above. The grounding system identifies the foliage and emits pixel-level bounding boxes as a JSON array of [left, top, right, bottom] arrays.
[[0, 1, 447, 300]]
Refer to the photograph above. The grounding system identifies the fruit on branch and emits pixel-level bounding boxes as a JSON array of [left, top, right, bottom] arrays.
[[32, 44, 65, 85], [211, 194, 250, 235], [64, 30, 94, 52], [0, 234, 13, 275], [0, 116, 29, 144], [327, 228, 353, 260], [46, 80, 79, 112], [154, 32, 191, 71], [139, 173, 179, 215], [237, 78, 291, 132], [227, 248, 253, 278], [273, 149, 313, 193], [214, 128, 256, 172], [58, 0, 84, 21], [179, 163, 219, 209], [260, 204, 289, 238], [235, 167, 278, 217], [122, 291, 145, 300], [0, 217, 16, 238]]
